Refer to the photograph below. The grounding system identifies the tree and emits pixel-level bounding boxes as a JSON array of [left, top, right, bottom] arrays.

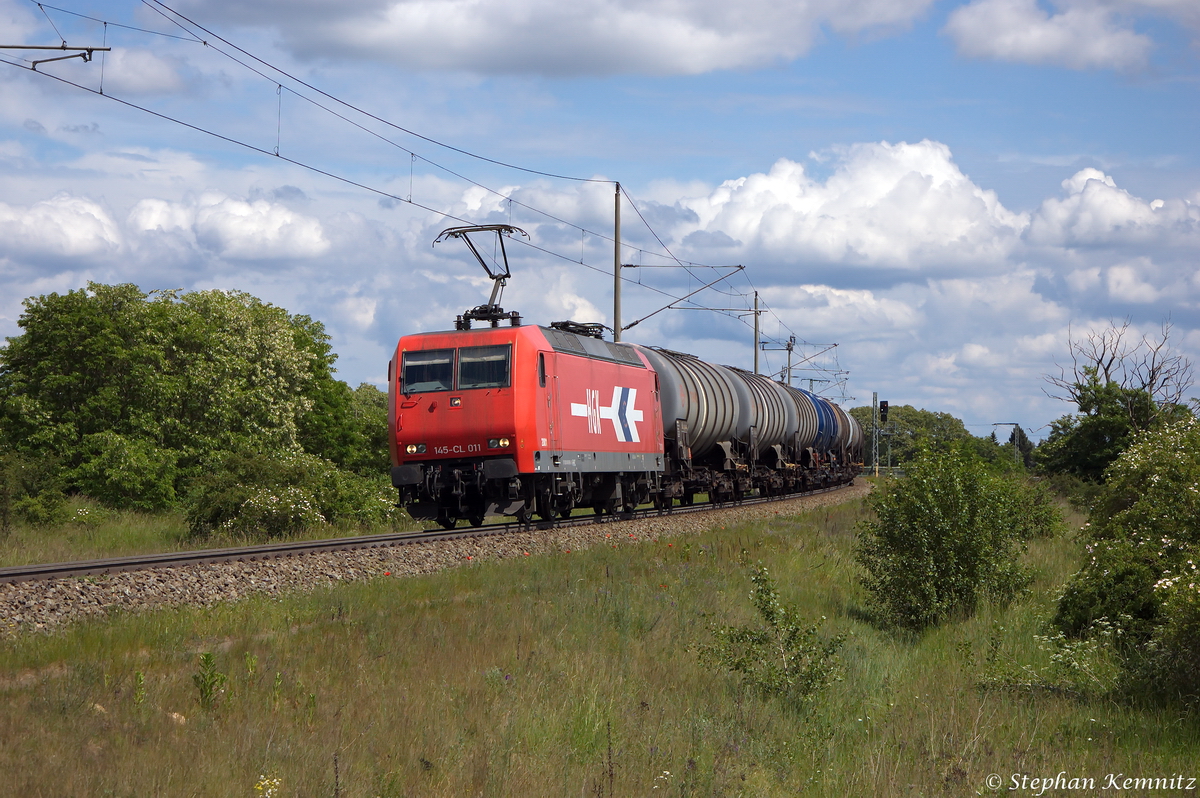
[[1039, 320, 1193, 481], [848, 404, 976, 466], [1009, 425, 1035, 470], [0, 283, 384, 511]]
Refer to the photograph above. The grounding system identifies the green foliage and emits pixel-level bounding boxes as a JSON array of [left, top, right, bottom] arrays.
[[1054, 419, 1200, 702], [1143, 569, 1200, 701], [297, 380, 389, 476], [1009, 425, 1035, 469], [1041, 471, 1105, 513], [1037, 368, 1192, 482], [185, 450, 398, 538], [1011, 480, 1067, 540], [0, 283, 391, 514], [72, 431, 178, 511], [698, 565, 843, 706], [979, 619, 1124, 698], [0, 450, 67, 530], [192, 652, 227, 710], [849, 404, 977, 466], [855, 447, 1050, 631], [848, 403, 1026, 474]]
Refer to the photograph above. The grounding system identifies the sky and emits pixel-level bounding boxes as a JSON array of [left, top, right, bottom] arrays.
[[2, 0, 1199, 439]]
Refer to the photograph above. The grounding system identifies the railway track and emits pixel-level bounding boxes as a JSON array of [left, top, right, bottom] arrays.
[[0, 480, 855, 585]]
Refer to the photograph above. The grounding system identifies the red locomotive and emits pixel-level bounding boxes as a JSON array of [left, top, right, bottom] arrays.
[[389, 225, 861, 528]]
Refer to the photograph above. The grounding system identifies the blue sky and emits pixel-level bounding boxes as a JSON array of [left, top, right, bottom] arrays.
[[2, 0, 1199, 438]]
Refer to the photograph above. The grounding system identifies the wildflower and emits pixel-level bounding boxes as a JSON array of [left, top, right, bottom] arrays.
[[383, 571, 391, 576]]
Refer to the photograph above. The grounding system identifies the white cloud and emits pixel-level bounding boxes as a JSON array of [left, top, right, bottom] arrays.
[[944, 0, 1153, 70], [3, 135, 1200, 439], [335, 296, 378, 329], [1029, 167, 1200, 247], [0, 194, 122, 258], [1105, 258, 1160, 302], [771, 284, 922, 330], [126, 193, 332, 260], [177, 0, 935, 75], [99, 50, 189, 96], [674, 140, 1028, 268], [195, 195, 330, 260]]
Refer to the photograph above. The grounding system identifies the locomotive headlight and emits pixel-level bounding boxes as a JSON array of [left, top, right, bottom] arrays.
[[499, 437, 510, 448], [405, 444, 426, 455]]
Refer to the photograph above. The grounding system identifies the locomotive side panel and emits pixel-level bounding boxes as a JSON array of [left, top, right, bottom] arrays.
[[535, 347, 664, 473]]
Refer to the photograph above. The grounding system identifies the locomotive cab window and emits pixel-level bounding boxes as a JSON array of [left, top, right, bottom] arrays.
[[458, 345, 511, 389], [401, 348, 454, 393]]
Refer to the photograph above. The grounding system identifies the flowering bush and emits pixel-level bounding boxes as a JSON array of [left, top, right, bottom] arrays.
[[186, 449, 398, 538], [1054, 418, 1200, 700], [1144, 562, 1200, 698], [220, 485, 326, 537]]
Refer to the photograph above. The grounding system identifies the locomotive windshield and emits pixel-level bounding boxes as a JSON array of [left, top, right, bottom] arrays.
[[458, 345, 511, 389], [402, 348, 454, 393]]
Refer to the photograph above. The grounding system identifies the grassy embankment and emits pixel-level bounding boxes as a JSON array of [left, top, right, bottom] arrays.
[[2, 488, 1198, 796], [0, 496, 427, 568]]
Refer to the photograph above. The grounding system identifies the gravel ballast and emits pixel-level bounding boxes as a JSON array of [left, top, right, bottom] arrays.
[[0, 482, 872, 636]]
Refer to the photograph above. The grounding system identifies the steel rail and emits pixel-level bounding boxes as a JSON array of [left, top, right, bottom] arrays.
[[0, 480, 855, 584]]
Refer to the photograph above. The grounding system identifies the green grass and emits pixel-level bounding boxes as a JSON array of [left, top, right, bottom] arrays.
[[1, 497, 1196, 796], [0, 495, 426, 568]]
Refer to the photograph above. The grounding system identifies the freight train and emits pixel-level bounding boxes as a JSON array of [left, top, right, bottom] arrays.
[[387, 225, 862, 528]]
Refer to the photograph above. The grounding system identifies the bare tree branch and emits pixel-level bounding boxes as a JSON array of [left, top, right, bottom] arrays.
[[1044, 318, 1193, 429]]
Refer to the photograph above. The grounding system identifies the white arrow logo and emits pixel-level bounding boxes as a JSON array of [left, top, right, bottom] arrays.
[[571, 386, 643, 443]]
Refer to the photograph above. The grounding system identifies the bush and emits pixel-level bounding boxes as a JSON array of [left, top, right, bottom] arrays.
[[1053, 418, 1200, 702], [185, 450, 398, 538], [698, 565, 843, 706], [1144, 570, 1200, 701], [855, 446, 1044, 631], [0, 451, 67, 530], [1010, 479, 1067, 540], [72, 431, 178, 512]]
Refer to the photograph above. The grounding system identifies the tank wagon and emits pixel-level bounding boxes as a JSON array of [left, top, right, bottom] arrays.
[[388, 225, 861, 528]]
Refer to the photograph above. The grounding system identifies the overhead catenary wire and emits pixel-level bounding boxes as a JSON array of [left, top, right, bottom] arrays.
[[143, 0, 613, 185], [22, 2, 733, 268], [38, 0, 720, 284], [13, 0, 822, 364], [0, 52, 737, 321], [34, 2, 200, 42]]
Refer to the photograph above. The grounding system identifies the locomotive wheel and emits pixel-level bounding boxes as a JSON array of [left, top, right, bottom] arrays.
[[538, 489, 558, 521], [469, 513, 486, 527], [437, 513, 458, 530]]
